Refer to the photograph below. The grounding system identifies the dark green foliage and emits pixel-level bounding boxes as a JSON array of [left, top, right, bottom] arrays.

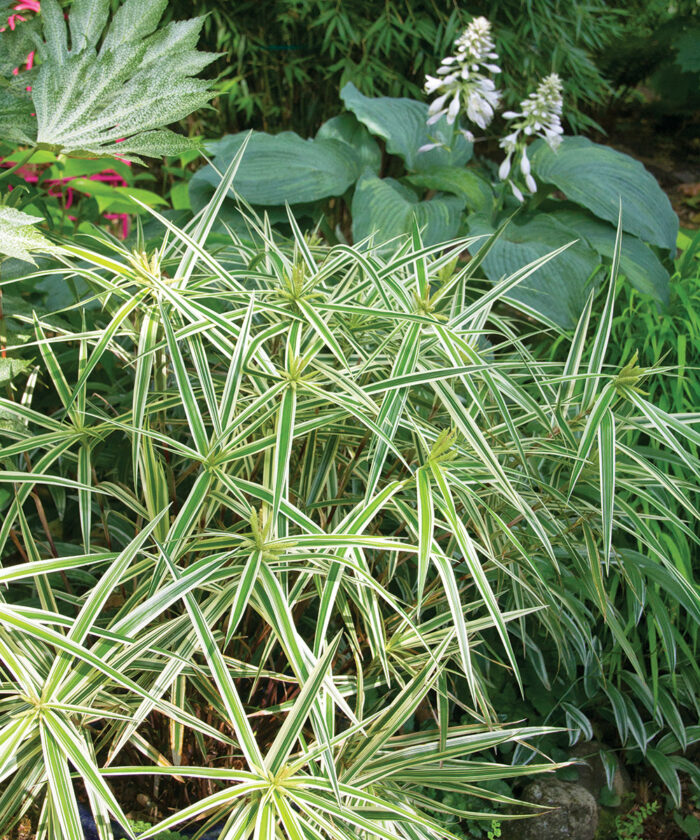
[[166, 0, 465, 136], [165, 0, 622, 137], [608, 230, 700, 415], [128, 820, 188, 840], [597, 1, 699, 99], [518, 234, 700, 804]]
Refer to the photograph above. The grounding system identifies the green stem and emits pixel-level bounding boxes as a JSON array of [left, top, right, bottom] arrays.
[[0, 146, 37, 182], [493, 176, 515, 218], [526, 185, 553, 213]]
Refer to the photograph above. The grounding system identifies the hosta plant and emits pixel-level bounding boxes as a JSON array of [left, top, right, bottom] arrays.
[[0, 156, 698, 838], [189, 18, 678, 330]]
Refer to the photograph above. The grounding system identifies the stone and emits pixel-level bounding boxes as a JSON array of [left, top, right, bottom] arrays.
[[501, 779, 598, 840], [569, 740, 632, 807]]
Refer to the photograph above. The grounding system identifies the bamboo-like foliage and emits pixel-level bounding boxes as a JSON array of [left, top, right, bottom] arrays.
[[165, 0, 620, 136], [0, 156, 698, 838]]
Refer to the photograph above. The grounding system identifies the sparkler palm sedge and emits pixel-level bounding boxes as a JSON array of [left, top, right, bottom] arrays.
[[0, 154, 698, 839]]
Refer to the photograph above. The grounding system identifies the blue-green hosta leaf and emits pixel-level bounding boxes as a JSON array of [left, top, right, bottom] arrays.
[[468, 214, 600, 329], [352, 171, 464, 251], [341, 82, 472, 172], [316, 112, 382, 174], [405, 167, 495, 213], [0, 206, 55, 263], [29, 0, 217, 159], [531, 136, 678, 252], [190, 131, 360, 207], [546, 206, 670, 306]]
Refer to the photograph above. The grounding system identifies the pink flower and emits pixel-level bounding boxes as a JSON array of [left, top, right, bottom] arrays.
[[5, 0, 38, 85], [6, 1, 39, 30]]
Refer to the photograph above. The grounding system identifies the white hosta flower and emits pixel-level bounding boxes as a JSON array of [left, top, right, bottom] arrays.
[[453, 16, 500, 67], [465, 78, 501, 128], [497, 73, 565, 195], [519, 148, 537, 193], [417, 141, 445, 153], [509, 180, 524, 203], [421, 16, 502, 148]]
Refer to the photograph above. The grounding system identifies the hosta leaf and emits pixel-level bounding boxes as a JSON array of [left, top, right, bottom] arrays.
[[0, 206, 55, 263], [316, 112, 382, 174], [468, 214, 599, 329], [341, 82, 472, 172], [546, 205, 670, 305], [352, 171, 464, 251], [405, 166, 495, 213], [29, 0, 217, 159], [190, 131, 360, 208], [531, 136, 678, 252]]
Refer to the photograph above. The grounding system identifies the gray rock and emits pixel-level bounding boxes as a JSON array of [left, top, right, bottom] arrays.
[[501, 779, 598, 840], [569, 740, 632, 807]]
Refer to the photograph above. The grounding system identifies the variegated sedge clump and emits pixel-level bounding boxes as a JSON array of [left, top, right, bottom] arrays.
[[0, 152, 697, 839]]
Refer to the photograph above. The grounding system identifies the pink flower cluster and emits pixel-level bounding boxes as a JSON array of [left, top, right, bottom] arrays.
[[5, 162, 132, 239], [1, 1, 132, 239], [5, 0, 39, 79]]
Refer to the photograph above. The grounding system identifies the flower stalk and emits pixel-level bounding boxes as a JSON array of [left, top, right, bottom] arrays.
[[422, 17, 565, 202], [498, 73, 564, 199], [420, 17, 502, 151]]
